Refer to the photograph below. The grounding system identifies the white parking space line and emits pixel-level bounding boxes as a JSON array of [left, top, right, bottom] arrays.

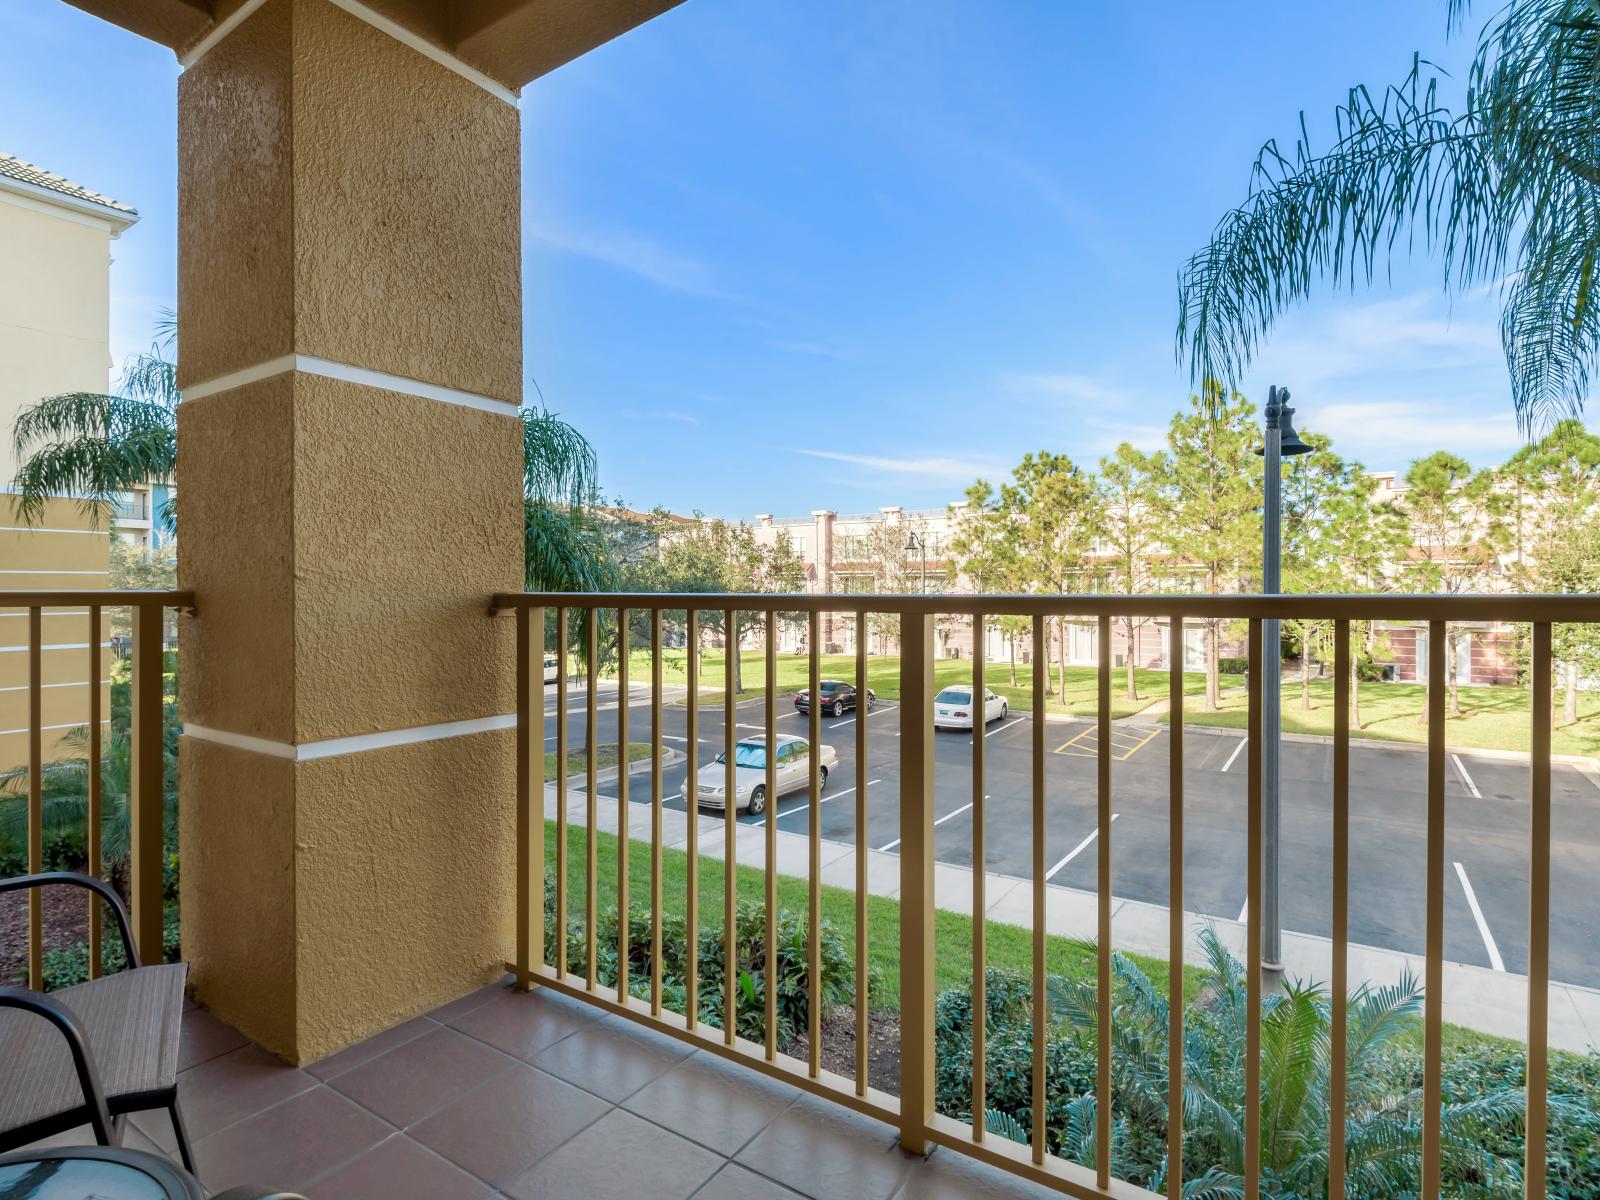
[[1451, 754, 1482, 798], [1044, 814, 1119, 881], [1454, 862, 1506, 971], [1237, 897, 1248, 924], [1581, 768, 1600, 796], [877, 797, 981, 853], [776, 778, 883, 817], [1222, 736, 1248, 773], [971, 716, 1023, 745]]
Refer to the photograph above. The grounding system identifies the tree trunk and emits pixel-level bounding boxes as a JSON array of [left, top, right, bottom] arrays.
[[1351, 634, 1363, 730], [1124, 618, 1138, 701], [1008, 634, 1018, 687], [1057, 617, 1067, 703], [1204, 619, 1220, 713], [1565, 660, 1580, 725], [1300, 626, 1311, 713], [730, 618, 743, 698], [1448, 632, 1463, 717]]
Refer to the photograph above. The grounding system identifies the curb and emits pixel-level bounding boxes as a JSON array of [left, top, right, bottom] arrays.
[[566, 746, 685, 789]]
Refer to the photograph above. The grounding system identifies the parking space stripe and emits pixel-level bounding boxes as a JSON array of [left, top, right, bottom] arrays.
[[775, 778, 882, 818], [1222, 736, 1247, 773], [1044, 814, 1119, 881], [877, 797, 982, 852], [1451, 754, 1482, 799], [1454, 862, 1505, 971]]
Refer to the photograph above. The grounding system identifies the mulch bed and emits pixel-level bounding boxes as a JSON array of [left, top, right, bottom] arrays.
[[788, 1006, 902, 1096], [0, 885, 98, 984]]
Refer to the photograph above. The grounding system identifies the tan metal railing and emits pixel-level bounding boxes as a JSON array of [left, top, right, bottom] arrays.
[[497, 590, 1597, 1200], [2, 590, 194, 987]]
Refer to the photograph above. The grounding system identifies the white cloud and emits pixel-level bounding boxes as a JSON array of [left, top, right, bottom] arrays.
[[527, 218, 733, 300], [792, 448, 1003, 481], [1310, 400, 1518, 462], [1000, 371, 1130, 404]]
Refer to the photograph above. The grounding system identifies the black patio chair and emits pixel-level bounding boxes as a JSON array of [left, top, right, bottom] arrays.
[[0, 872, 194, 1172]]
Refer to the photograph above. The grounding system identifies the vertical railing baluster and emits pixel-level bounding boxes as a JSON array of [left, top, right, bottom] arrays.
[[679, 609, 694, 1025], [585, 609, 599, 991], [515, 605, 546, 991], [898, 608, 935, 1156], [556, 608, 569, 979], [1245, 617, 1263, 1200], [1031, 612, 1046, 1166], [1096, 613, 1112, 1189], [1422, 620, 1446, 1200], [1331, 621, 1350, 1197], [1527, 621, 1552, 1200], [764, 610, 778, 1061], [971, 609, 986, 1141], [807, 609, 822, 1077], [854, 609, 869, 1094], [617, 609, 631, 1003], [1168, 616, 1184, 1188], [724, 608, 737, 1047], [653, 608, 667, 1019], [27, 607, 43, 990], [87, 605, 103, 981], [130, 602, 165, 965]]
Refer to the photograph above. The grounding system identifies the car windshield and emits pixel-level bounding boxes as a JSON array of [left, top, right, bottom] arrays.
[[716, 743, 767, 769], [936, 689, 971, 705]]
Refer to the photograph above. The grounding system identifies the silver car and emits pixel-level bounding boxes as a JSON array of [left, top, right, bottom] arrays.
[[680, 733, 839, 815]]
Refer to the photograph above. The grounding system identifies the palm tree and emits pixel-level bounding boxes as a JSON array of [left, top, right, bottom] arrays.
[[10, 317, 611, 591], [1178, 0, 1600, 431], [10, 320, 178, 531], [948, 928, 1535, 1198]]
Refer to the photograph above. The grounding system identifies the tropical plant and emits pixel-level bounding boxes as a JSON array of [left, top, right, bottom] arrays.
[[935, 927, 1568, 1198], [10, 320, 178, 530], [1178, 0, 1600, 430]]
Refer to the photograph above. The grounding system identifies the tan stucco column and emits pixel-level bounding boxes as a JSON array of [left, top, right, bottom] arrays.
[[175, 0, 524, 1062]]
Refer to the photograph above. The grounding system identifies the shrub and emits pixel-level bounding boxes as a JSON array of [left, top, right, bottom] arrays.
[[542, 874, 867, 1048], [1218, 656, 1250, 675], [29, 901, 182, 990]]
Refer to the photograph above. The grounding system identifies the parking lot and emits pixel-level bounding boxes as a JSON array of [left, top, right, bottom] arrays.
[[546, 683, 1600, 989]]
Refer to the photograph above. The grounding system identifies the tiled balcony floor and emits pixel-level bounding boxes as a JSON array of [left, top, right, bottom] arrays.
[[27, 979, 1061, 1199]]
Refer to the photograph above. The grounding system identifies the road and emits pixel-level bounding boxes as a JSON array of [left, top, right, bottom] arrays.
[[543, 682, 1600, 990]]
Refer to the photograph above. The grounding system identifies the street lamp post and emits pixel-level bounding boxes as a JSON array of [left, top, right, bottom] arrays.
[[906, 530, 928, 595], [1256, 385, 1310, 975]]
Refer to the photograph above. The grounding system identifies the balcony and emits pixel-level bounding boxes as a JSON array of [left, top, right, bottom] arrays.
[[4, 587, 1596, 1199]]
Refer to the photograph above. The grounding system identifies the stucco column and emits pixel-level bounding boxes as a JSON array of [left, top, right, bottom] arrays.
[[175, 0, 523, 1062]]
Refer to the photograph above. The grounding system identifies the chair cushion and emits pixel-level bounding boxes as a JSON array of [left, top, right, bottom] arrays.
[[0, 962, 188, 1135]]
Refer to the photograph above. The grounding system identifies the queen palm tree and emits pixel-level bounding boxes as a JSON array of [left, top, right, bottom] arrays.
[[10, 316, 610, 591], [1178, 0, 1600, 431]]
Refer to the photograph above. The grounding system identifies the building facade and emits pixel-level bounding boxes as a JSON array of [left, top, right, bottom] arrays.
[[0, 153, 138, 768]]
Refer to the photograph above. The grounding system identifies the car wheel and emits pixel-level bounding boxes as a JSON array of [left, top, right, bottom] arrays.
[[1001, 702, 1008, 719], [867, 694, 875, 710], [820, 766, 829, 790], [747, 786, 766, 816]]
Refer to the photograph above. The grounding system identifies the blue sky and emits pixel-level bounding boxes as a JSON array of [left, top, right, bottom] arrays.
[[1, 1, 1554, 517]]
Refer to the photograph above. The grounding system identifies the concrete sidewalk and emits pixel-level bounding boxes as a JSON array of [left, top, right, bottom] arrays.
[[547, 782, 1599, 1052]]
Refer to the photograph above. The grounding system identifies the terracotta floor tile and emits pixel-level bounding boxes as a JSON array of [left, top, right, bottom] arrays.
[[303, 1134, 494, 1200], [328, 1026, 513, 1128], [504, 1109, 721, 1200], [190, 1086, 391, 1194]]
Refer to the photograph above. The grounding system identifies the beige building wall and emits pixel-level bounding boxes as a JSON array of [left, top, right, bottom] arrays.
[[0, 163, 136, 769]]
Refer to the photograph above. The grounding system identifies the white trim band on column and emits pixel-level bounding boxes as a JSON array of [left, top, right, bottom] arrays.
[[183, 353, 522, 417], [184, 712, 518, 761], [180, 0, 519, 108]]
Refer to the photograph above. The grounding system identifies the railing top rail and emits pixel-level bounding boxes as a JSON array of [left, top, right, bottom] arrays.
[[0, 589, 196, 607], [493, 591, 1600, 622]]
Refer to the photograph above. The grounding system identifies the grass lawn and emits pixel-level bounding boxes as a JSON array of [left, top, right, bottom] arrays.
[[542, 742, 652, 780], [621, 648, 1240, 722], [1172, 677, 1600, 757], [538, 821, 1545, 1063]]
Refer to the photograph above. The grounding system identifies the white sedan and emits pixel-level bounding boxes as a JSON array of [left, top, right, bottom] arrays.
[[933, 686, 1008, 730], [544, 654, 560, 684], [680, 734, 838, 815]]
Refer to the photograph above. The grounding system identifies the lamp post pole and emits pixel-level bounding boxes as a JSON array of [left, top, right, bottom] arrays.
[[907, 531, 928, 595], [1261, 386, 1285, 976]]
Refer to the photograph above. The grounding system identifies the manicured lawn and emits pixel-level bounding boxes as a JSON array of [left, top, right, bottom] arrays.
[[544, 817, 1205, 1009], [1172, 678, 1600, 756], [542, 741, 651, 780], [621, 649, 1239, 721]]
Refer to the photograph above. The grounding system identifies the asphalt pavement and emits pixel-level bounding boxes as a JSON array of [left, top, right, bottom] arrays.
[[544, 681, 1600, 990]]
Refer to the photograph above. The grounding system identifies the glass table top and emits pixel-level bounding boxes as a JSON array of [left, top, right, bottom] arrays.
[[0, 1156, 179, 1199]]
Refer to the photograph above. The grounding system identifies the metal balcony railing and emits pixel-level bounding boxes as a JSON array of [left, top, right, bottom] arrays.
[[493, 590, 1600, 1200], [2, 590, 194, 986]]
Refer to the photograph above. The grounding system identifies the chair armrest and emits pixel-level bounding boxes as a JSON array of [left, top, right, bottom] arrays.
[[0, 986, 115, 1144], [0, 871, 140, 968]]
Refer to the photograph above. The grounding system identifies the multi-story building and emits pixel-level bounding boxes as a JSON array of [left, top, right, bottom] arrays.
[[745, 479, 1563, 687], [0, 153, 138, 768]]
